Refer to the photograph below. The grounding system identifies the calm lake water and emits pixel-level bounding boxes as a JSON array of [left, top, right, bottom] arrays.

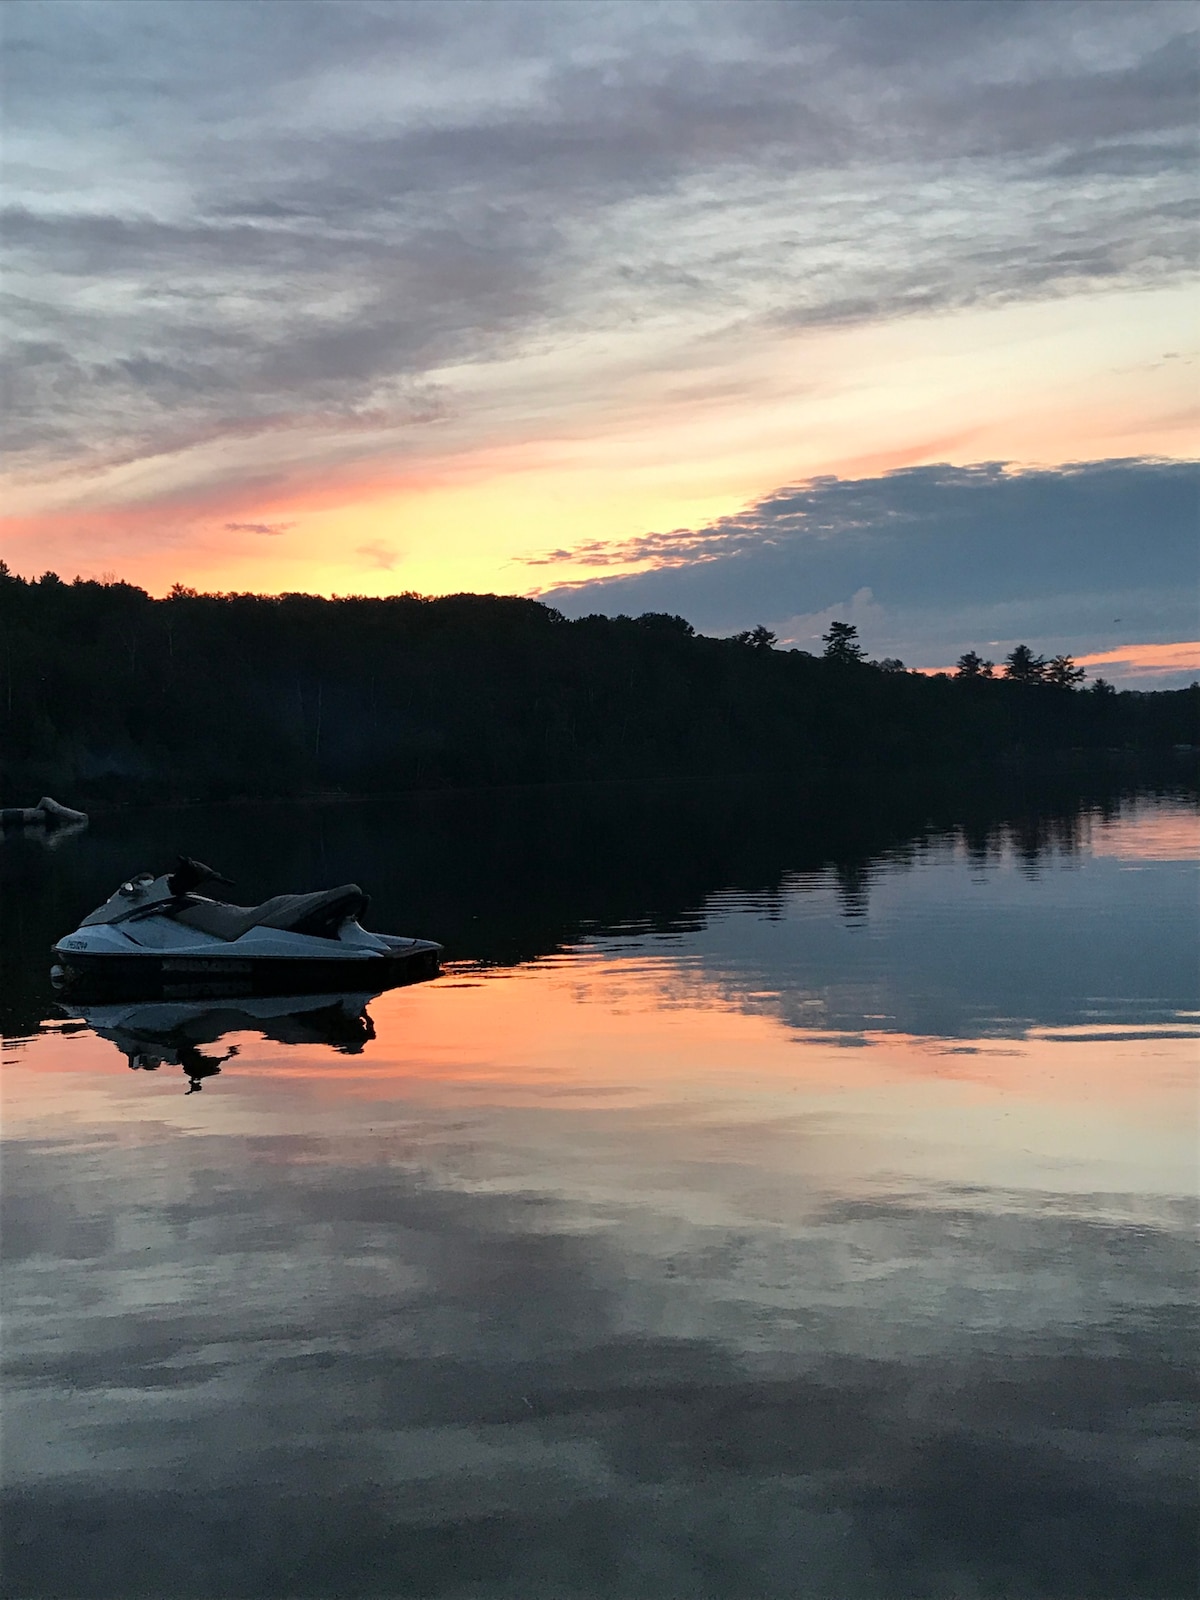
[[2, 777, 1197, 1599]]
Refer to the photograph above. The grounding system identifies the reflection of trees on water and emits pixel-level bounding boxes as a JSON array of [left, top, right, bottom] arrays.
[[997, 806, 1121, 876], [962, 825, 1004, 871], [757, 886, 789, 922], [831, 801, 1140, 919], [3, 767, 1194, 1037], [834, 861, 871, 922], [1011, 814, 1075, 874], [959, 797, 1164, 878]]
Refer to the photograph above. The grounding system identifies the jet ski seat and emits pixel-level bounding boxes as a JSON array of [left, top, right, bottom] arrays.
[[172, 885, 368, 942]]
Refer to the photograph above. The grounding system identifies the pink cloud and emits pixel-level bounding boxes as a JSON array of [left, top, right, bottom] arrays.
[[1074, 641, 1200, 679]]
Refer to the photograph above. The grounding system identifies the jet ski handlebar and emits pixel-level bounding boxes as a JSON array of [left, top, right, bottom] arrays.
[[167, 856, 234, 895]]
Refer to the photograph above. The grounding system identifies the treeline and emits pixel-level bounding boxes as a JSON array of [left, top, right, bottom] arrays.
[[0, 566, 1195, 803]]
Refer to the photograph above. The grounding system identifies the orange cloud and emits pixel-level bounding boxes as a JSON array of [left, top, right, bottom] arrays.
[[1074, 641, 1200, 678]]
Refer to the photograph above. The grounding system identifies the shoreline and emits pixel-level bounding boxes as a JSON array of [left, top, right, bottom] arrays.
[[6, 747, 1196, 822]]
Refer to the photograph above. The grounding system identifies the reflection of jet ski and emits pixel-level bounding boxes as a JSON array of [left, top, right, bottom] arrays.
[[51, 857, 441, 999], [62, 992, 383, 1092]]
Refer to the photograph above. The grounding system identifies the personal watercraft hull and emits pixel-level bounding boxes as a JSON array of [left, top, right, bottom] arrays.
[[53, 860, 443, 1001], [51, 941, 441, 1001]]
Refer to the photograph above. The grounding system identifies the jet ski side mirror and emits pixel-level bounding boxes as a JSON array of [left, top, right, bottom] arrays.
[[168, 856, 235, 896]]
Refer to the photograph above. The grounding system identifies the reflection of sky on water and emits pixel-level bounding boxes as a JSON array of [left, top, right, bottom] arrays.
[[2, 798, 1197, 1597]]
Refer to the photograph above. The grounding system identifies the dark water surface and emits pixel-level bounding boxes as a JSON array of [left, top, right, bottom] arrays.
[[3, 779, 1198, 1598]]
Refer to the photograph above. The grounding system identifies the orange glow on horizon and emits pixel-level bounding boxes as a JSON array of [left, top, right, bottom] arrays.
[[918, 641, 1200, 682], [2, 281, 1195, 601]]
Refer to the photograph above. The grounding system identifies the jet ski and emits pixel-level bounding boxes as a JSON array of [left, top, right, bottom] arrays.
[[51, 856, 441, 999]]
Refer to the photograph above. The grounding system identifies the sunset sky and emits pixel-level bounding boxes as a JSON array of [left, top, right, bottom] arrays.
[[3, 0, 1197, 680]]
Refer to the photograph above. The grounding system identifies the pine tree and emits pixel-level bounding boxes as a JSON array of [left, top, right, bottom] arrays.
[[822, 620, 864, 664]]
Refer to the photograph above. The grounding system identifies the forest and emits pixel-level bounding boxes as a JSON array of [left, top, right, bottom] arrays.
[[1, 565, 1195, 804]]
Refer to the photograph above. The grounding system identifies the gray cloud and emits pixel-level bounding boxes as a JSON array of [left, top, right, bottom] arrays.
[[225, 520, 293, 536], [1, 2, 1195, 482], [535, 457, 1199, 674]]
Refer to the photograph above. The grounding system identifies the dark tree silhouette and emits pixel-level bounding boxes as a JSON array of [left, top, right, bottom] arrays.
[[823, 620, 864, 663], [1045, 654, 1086, 688], [1004, 644, 1047, 684], [0, 568, 1194, 804], [729, 624, 777, 649], [955, 651, 994, 680], [632, 612, 694, 636]]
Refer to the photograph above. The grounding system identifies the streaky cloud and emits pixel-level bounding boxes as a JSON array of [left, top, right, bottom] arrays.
[[225, 520, 293, 537], [2, 1, 1195, 494]]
